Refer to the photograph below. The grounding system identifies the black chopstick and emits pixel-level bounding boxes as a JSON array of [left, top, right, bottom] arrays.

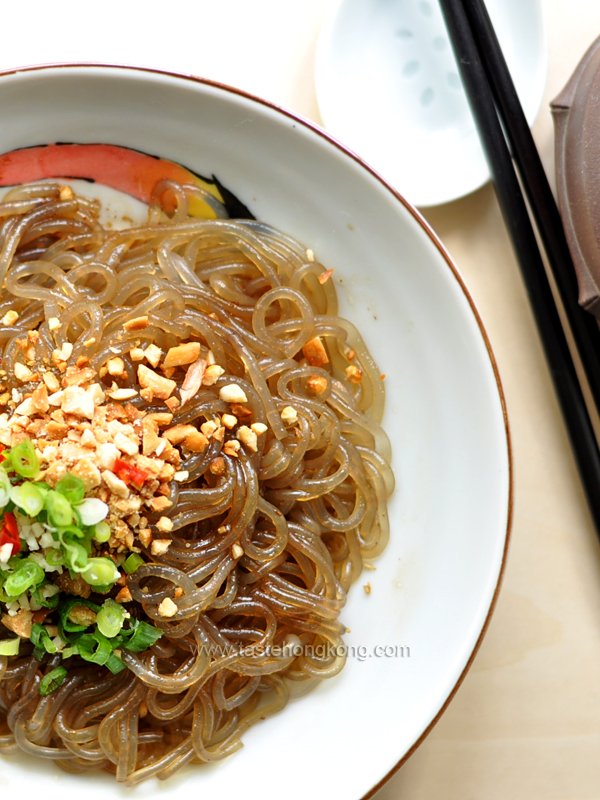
[[438, 0, 600, 533], [460, 0, 600, 410]]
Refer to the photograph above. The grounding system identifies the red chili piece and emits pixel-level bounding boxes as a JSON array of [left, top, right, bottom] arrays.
[[113, 458, 149, 488], [0, 512, 21, 554]]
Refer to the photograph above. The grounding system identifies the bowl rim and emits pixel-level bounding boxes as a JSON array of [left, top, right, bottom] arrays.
[[0, 60, 513, 796]]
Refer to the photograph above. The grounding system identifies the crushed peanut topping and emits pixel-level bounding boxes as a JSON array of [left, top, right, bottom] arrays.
[[302, 336, 329, 367], [281, 406, 298, 426], [345, 365, 363, 384], [123, 316, 149, 331], [1, 310, 19, 326], [219, 384, 248, 404], [157, 597, 178, 617]]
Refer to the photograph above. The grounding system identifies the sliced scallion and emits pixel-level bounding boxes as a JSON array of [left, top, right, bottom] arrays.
[[4, 558, 45, 597], [0, 470, 11, 508], [45, 491, 73, 528], [77, 631, 113, 666], [124, 621, 163, 653], [97, 599, 127, 638], [0, 637, 20, 656], [10, 439, 39, 479], [55, 473, 85, 505], [30, 622, 58, 654], [92, 521, 111, 543], [105, 652, 127, 674], [39, 666, 68, 696], [10, 482, 45, 517], [76, 497, 108, 527], [81, 557, 120, 587], [123, 553, 145, 575]]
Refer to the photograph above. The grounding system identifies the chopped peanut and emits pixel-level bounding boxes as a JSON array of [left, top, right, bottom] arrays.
[[201, 420, 219, 438], [1, 310, 19, 326], [116, 586, 133, 603], [48, 317, 61, 331], [107, 357, 125, 376], [202, 364, 225, 386], [306, 376, 328, 395], [130, 348, 145, 361], [1, 609, 33, 638], [150, 539, 173, 556], [221, 414, 237, 429], [210, 457, 226, 475], [144, 344, 162, 368], [101, 470, 129, 499], [137, 365, 176, 400], [223, 439, 241, 457], [281, 406, 298, 425], [14, 363, 33, 382], [231, 543, 244, 559], [251, 422, 268, 435], [184, 429, 209, 452], [151, 496, 172, 512], [156, 516, 174, 533], [157, 597, 178, 617], [106, 387, 138, 401], [318, 268, 334, 284], [31, 384, 49, 413], [164, 424, 197, 445], [302, 336, 329, 367], [237, 426, 258, 452], [145, 412, 173, 427], [345, 365, 363, 384], [123, 316, 149, 331], [138, 528, 152, 548], [42, 372, 61, 392], [219, 384, 248, 404], [163, 342, 202, 368]]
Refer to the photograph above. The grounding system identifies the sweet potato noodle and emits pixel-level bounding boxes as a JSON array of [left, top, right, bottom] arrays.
[[0, 178, 393, 783]]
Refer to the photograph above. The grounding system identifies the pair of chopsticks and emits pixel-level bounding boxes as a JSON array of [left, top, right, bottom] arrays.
[[438, 0, 600, 533]]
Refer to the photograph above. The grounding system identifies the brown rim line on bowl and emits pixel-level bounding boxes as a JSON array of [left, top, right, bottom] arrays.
[[0, 59, 512, 796]]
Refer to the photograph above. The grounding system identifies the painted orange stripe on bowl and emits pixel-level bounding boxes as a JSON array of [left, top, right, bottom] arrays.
[[0, 143, 221, 217]]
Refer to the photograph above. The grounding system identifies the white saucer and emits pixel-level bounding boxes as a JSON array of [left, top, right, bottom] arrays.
[[315, 0, 547, 207]]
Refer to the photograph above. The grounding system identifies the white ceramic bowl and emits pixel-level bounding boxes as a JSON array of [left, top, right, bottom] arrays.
[[0, 65, 511, 800]]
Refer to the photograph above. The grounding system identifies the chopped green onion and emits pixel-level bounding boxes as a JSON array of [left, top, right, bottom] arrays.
[[0, 637, 20, 656], [76, 497, 108, 527], [93, 521, 111, 543], [10, 482, 45, 517], [81, 557, 120, 587], [105, 652, 127, 674], [61, 539, 88, 572], [123, 553, 145, 575], [10, 439, 39, 479], [55, 473, 85, 505], [58, 598, 101, 634], [0, 470, 11, 508], [60, 645, 78, 659], [77, 631, 113, 666], [30, 622, 58, 654], [45, 491, 73, 528], [124, 621, 163, 653], [39, 666, 68, 696], [31, 583, 60, 609], [97, 599, 127, 638], [45, 549, 63, 567], [4, 558, 45, 597]]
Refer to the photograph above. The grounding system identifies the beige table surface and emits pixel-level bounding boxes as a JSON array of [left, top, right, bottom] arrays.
[[2, 0, 600, 797]]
